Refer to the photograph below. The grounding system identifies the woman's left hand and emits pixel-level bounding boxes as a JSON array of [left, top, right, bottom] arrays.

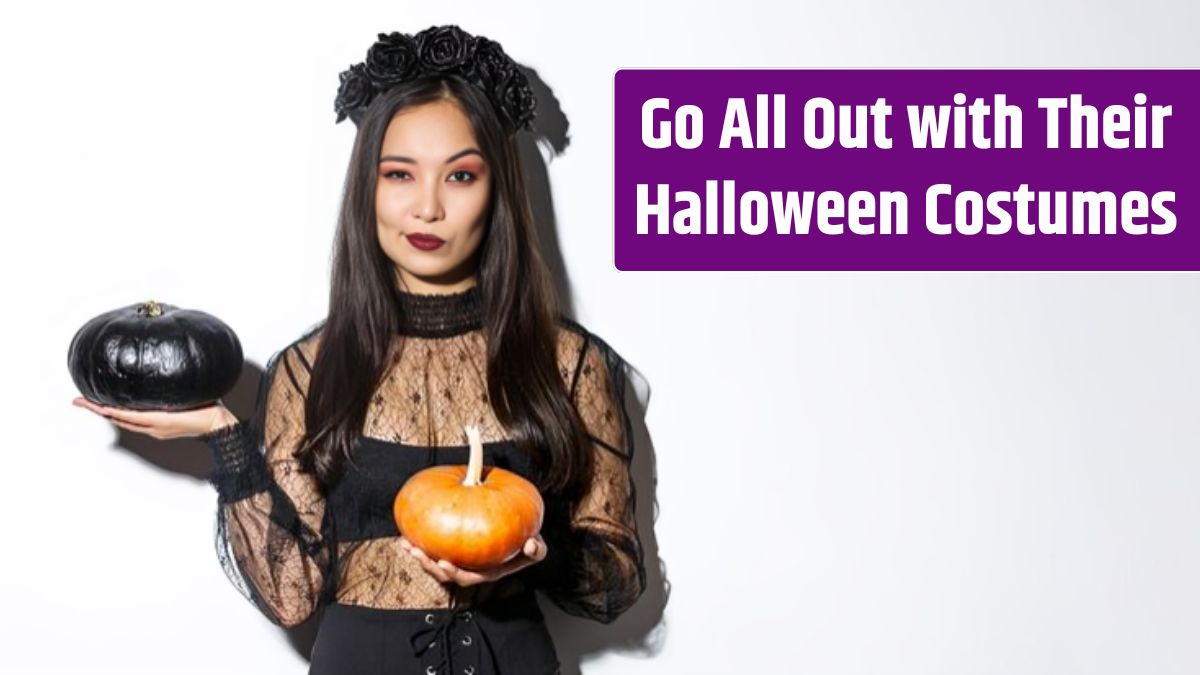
[[400, 534, 548, 587]]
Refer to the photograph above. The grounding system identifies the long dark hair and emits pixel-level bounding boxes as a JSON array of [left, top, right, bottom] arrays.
[[294, 74, 593, 499]]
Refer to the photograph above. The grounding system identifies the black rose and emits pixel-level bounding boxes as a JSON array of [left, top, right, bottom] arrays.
[[365, 32, 419, 88], [468, 37, 511, 90], [334, 63, 375, 124], [415, 25, 476, 73], [495, 70, 537, 131]]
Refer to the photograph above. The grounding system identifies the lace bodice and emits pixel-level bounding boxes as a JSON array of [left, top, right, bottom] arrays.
[[201, 285, 646, 628]]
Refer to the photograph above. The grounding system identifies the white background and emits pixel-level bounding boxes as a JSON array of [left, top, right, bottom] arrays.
[[4, 1, 1199, 673]]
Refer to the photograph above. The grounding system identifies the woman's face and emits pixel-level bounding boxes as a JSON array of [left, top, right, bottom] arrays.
[[376, 98, 491, 294]]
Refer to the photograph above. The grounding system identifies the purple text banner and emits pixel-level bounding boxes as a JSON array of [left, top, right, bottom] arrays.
[[613, 69, 1198, 271]]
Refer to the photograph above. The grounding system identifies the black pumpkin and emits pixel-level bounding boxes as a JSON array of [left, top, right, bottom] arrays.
[[68, 299, 243, 411]]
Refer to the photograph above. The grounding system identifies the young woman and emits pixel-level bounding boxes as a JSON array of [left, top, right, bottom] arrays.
[[72, 25, 646, 675]]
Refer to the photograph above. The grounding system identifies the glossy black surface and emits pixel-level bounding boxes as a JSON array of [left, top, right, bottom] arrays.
[[67, 301, 242, 411]]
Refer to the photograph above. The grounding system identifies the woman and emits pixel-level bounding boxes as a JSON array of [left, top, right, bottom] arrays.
[[72, 25, 646, 675]]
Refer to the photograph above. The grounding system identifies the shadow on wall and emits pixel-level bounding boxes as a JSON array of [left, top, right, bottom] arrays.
[[102, 65, 670, 672]]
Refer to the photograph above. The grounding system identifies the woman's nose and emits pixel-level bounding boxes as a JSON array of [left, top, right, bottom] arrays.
[[412, 185, 444, 222]]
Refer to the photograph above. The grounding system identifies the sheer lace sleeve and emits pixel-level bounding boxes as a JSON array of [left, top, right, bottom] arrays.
[[537, 330, 647, 624], [200, 337, 332, 628]]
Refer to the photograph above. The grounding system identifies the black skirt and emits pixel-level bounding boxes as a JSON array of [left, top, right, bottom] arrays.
[[308, 590, 561, 675]]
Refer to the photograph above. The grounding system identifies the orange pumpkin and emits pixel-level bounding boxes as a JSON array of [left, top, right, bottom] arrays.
[[393, 425, 544, 570]]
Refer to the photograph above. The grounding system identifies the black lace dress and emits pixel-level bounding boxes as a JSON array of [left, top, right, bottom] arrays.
[[199, 285, 646, 675]]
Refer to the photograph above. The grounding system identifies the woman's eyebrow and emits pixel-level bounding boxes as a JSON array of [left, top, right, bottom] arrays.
[[378, 149, 483, 164]]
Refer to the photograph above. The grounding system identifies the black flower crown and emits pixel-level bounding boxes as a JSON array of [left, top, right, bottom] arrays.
[[334, 25, 537, 132]]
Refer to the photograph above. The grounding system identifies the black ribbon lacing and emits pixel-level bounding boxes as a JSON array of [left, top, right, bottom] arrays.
[[410, 595, 497, 675]]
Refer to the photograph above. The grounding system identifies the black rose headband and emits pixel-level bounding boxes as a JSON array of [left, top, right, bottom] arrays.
[[334, 25, 537, 132]]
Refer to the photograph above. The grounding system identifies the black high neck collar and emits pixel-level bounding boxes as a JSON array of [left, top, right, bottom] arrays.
[[395, 285, 484, 338]]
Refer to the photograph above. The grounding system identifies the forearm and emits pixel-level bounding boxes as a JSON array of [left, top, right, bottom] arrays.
[[535, 524, 646, 624], [200, 420, 272, 503]]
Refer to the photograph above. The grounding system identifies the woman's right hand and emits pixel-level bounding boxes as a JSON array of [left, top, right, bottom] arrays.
[[72, 397, 239, 440]]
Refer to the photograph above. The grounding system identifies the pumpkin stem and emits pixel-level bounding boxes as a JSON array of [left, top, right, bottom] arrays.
[[463, 425, 484, 487], [142, 299, 162, 318]]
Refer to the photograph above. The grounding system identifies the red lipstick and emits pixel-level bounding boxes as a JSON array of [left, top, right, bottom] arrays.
[[406, 233, 445, 251]]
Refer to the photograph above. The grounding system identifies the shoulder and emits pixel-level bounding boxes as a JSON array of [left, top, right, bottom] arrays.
[[551, 318, 587, 393], [554, 316, 589, 361], [554, 318, 631, 450], [265, 321, 327, 393], [553, 316, 625, 396], [290, 323, 325, 370]]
